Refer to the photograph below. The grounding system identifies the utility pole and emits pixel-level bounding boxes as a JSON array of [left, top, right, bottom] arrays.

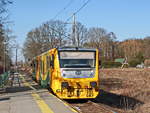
[[3, 40, 6, 73], [15, 48, 18, 72], [72, 13, 77, 46]]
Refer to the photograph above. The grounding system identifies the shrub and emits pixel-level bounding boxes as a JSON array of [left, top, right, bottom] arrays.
[[101, 61, 122, 68], [129, 59, 141, 67]]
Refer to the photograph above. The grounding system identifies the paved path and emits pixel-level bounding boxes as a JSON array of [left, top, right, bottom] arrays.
[[0, 74, 78, 113]]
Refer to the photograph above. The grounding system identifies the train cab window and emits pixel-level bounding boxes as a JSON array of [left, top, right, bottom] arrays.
[[59, 51, 96, 68], [42, 61, 45, 73], [40, 60, 42, 73]]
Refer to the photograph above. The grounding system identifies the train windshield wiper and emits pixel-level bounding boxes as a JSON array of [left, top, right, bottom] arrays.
[[64, 64, 91, 68]]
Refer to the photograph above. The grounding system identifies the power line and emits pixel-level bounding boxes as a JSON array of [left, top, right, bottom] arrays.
[[65, 0, 91, 22], [52, 0, 74, 20], [39, 1, 74, 41], [41, 0, 91, 42]]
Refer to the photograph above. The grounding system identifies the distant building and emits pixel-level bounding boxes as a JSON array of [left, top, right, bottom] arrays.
[[115, 58, 129, 68], [114, 58, 125, 64]]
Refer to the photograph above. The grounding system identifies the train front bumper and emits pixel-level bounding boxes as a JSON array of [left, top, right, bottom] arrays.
[[55, 81, 99, 99]]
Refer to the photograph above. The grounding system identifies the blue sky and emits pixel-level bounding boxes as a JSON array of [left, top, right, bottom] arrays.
[[9, 0, 150, 61]]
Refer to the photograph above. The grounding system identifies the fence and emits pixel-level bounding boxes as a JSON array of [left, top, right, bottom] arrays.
[[0, 72, 10, 88]]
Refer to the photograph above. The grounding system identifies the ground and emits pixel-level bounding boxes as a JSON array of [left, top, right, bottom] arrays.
[[69, 68, 150, 113], [2, 67, 149, 113]]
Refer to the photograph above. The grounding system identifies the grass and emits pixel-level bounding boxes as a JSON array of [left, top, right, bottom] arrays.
[[100, 68, 150, 113]]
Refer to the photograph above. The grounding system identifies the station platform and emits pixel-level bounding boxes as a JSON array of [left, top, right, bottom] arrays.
[[0, 74, 78, 113]]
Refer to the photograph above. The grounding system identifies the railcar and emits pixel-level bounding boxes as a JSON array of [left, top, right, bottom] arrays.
[[31, 47, 100, 99]]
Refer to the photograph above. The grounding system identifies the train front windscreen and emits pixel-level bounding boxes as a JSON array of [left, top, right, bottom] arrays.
[[59, 51, 96, 78]]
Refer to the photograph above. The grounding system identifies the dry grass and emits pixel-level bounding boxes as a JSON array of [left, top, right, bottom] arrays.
[[25, 67, 150, 113], [100, 68, 150, 113]]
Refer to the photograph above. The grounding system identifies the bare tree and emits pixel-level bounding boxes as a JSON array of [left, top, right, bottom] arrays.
[[119, 39, 144, 61], [23, 20, 67, 61], [85, 27, 107, 48], [75, 22, 88, 47], [143, 37, 150, 58], [67, 22, 88, 47], [0, 0, 12, 24], [0, 0, 13, 73], [85, 27, 116, 60]]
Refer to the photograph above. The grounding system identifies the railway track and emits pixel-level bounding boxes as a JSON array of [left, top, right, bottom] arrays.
[[23, 71, 124, 113], [67, 100, 123, 113], [25, 76, 120, 113]]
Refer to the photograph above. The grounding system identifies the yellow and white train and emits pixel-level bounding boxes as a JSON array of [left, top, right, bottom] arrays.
[[31, 47, 100, 99]]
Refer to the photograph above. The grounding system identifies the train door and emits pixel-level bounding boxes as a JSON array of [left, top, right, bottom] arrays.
[[36, 56, 40, 82], [46, 54, 51, 86], [49, 53, 55, 88]]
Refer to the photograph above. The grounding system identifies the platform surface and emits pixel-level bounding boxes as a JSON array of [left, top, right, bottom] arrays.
[[0, 74, 77, 113]]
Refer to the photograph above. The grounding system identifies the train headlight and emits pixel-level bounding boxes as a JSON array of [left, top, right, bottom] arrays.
[[90, 70, 95, 77], [61, 69, 67, 77], [62, 73, 66, 77], [61, 82, 69, 88], [56, 89, 61, 93], [90, 82, 97, 88]]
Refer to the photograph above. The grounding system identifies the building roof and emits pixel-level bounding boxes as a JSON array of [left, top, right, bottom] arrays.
[[115, 58, 125, 63]]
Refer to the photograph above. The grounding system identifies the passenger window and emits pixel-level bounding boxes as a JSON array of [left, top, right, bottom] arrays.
[[36, 60, 38, 68], [40, 60, 43, 74], [47, 56, 50, 69], [43, 61, 44, 74], [50, 55, 54, 68]]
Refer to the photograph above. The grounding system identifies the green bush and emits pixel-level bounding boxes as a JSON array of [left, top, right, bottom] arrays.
[[101, 61, 122, 68], [129, 59, 141, 67]]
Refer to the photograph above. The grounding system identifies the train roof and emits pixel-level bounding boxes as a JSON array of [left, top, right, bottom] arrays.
[[34, 47, 97, 58], [58, 47, 97, 51]]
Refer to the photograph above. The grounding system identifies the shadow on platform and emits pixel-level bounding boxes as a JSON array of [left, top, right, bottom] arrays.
[[0, 97, 10, 101], [5, 84, 43, 94]]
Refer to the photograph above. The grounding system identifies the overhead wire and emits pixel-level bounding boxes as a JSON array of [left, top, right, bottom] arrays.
[[48, 0, 91, 39], [52, 0, 74, 20], [44, 0, 75, 39], [65, 0, 91, 22]]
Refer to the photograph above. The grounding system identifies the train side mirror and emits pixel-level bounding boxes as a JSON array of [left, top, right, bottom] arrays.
[[99, 60, 101, 66]]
